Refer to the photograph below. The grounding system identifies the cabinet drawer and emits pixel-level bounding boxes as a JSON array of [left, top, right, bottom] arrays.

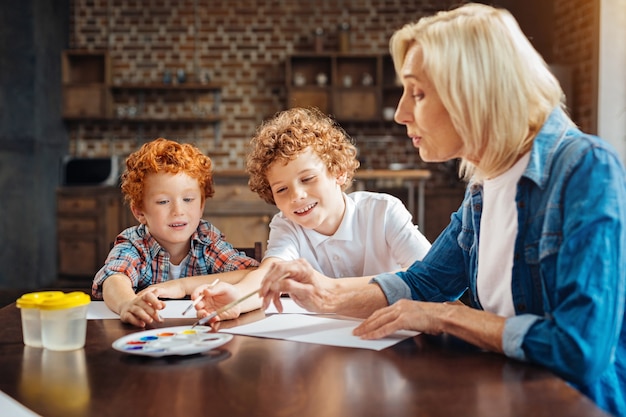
[[212, 184, 262, 203], [209, 215, 271, 251], [332, 90, 378, 120], [207, 184, 278, 217], [58, 197, 98, 213], [58, 217, 97, 233], [288, 89, 330, 114], [58, 238, 98, 276]]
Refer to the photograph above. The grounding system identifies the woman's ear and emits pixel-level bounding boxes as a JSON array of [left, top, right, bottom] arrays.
[[131, 204, 146, 224]]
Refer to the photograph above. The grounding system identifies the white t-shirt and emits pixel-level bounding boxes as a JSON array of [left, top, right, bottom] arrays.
[[264, 191, 431, 278], [168, 254, 190, 279], [477, 153, 530, 317]]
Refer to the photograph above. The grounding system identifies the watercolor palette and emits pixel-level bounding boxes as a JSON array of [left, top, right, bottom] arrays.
[[112, 326, 233, 357]]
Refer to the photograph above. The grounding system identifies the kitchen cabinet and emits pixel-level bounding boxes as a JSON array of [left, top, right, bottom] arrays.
[[421, 186, 465, 241], [56, 187, 134, 282], [286, 53, 401, 123], [62, 50, 112, 118], [61, 50, 223, 142], [204, 173, 279, 254], [56, 177, 277, 280]]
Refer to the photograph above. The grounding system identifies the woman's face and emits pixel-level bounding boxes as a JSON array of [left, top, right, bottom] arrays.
[[394, 44, 465, 163]]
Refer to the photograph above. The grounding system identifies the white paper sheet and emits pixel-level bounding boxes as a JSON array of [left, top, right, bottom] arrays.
[[87, 298, 315, 320], [222, 314, 417, 351], [88, 301, 416, 350], [0, 391, 41, 417], [263, 298, 315, 314]]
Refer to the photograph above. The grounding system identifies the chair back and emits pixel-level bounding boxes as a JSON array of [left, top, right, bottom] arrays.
[[238, 242, 263, 262]]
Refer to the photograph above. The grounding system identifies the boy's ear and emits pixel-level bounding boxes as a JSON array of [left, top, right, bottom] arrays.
[[336, 171, 348, 186], [130, 204, 146, 224]]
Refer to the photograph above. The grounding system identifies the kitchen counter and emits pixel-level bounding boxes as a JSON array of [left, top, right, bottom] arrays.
[[353, 169, 431, 229], [216, 169, 431, 229], [216, 168, 431, 180]]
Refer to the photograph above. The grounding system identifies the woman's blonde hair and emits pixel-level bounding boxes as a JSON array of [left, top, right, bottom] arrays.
[[246, 107, 360, 205], [390, 3, 567, 180], [121, 137, 214, 209]]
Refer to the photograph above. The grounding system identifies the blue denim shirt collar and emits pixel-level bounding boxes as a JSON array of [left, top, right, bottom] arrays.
[[523, 107, 574, 189]]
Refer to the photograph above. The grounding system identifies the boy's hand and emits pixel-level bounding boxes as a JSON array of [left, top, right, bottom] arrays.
[[192, 282, 242, 322], [118, 288, 166, 327], [143, 280, 187, 300]]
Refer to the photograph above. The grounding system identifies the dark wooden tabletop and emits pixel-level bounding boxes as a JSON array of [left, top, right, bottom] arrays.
[[0, 302, 609, 417]]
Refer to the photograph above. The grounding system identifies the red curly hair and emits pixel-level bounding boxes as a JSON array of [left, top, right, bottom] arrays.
[[246, 107, 360, 205], [121, 138, 214, 209]]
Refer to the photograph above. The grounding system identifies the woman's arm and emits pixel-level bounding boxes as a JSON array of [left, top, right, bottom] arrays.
[[353, 298, 505, 353]]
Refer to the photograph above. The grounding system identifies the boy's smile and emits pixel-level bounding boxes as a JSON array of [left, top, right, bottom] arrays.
[[294, 202, 317, 215], [267, 148, 346, 236]]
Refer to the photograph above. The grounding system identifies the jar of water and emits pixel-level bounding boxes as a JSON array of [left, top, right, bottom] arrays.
[[39, 292, 91, 351], [16, 291, 64, 347]]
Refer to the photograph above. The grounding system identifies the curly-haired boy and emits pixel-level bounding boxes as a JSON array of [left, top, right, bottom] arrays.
[[92, 138, 259, 327]]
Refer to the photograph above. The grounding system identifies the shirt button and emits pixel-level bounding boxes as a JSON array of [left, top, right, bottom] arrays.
[[333, 255, 339, 261]]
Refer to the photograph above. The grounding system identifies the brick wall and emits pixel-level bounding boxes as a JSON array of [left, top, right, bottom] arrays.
[[553, 0, 598, 134], [67, 0, 456, 171], [67, 0, 597, 173]]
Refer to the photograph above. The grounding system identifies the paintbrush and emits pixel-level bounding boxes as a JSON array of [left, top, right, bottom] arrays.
[[181, 278, 219, 316], [191, 273, 289, 328]]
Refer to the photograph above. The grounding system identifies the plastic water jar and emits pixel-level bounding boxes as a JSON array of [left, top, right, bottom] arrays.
[[39, 292, 91, 351], [16, 291, 64, 347]]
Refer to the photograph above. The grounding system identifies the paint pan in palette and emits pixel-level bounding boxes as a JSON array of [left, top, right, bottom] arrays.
[[112, 326, 233, 357]]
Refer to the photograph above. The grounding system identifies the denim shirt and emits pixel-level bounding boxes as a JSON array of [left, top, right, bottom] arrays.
[[373, 108, 626, 416]]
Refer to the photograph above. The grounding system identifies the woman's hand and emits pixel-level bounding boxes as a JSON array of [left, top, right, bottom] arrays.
[[353, 300, 504, 355], [258, 258, 334, 314], [353, 299, 448, 339]]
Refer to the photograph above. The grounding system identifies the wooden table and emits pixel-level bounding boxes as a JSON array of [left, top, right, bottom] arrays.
[[0, 302, 609, 417]]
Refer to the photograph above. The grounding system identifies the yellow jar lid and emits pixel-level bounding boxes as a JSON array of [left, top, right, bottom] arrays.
[[16, 291, 65, 309], [38, 292, 91, 310]]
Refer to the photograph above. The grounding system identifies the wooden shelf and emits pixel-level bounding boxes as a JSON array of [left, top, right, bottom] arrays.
[[63, 116, 223, 124], [286, 53, 400, 123], [62, 50, 111, 84], [111, 83, 223, 91], [61, 50, 224, 142]]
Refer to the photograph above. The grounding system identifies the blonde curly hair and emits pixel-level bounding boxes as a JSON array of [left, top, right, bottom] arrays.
[[246, 107, 360, 205], [121, 138, 214, 209]]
